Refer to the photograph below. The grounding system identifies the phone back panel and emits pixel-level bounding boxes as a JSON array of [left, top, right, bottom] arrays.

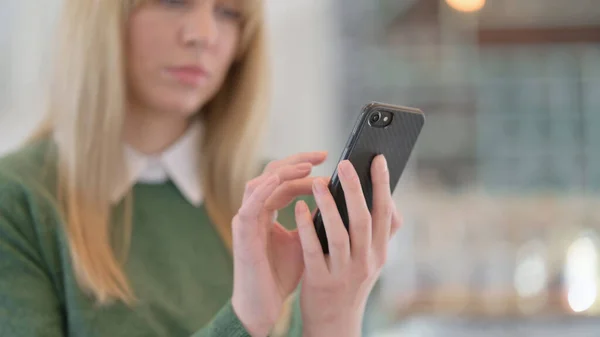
[[314, 103, 425, 254]]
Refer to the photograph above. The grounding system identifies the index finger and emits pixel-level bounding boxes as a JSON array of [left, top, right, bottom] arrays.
[[337, 160, 372, 260], [237, 175, 280, 224], [264, 152, 328, 173]]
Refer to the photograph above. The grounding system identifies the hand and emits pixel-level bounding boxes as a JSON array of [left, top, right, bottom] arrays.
[[231, 152, 327, 337], [295, 155, 402, 337]]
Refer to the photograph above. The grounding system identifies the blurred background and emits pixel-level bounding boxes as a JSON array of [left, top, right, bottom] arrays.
[[2, 0, 600, 336]]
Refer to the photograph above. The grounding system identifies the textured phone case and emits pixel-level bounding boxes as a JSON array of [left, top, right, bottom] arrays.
[[314, 102, 425, 254]]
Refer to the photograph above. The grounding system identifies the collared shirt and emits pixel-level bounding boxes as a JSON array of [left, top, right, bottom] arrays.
[[112, 121, 203, 207]]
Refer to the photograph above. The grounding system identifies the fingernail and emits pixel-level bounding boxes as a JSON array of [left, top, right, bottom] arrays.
[[312, 179, 327, 195], [295, 200, 307, 214]]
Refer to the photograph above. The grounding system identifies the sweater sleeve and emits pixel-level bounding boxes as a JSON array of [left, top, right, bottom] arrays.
[[1, 184, 253, 337], [0, 190, 65, 336], [0, 193, 253, 337]]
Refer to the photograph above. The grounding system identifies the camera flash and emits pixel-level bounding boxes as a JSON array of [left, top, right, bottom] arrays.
[[383, 116, 389, 122]]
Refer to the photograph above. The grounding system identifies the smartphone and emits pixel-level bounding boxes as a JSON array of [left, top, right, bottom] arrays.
[[313, 102, 425, 254]]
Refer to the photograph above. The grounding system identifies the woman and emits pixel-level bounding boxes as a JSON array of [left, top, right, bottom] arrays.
[[0, 0, 402, 336]]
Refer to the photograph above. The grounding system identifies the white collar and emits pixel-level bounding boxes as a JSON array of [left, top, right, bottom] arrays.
[[112, 121, 203, 206]]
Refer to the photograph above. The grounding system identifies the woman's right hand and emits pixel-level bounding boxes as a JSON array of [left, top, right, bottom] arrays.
[[231, 152, 327, 337]]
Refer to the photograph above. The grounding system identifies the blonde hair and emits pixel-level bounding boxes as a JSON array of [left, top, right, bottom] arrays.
[[30, 0, 270, 307]]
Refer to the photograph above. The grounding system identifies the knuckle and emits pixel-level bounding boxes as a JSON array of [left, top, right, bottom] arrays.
[[274, 165, 290, 178], [278, 180, 292, 190], [328, 237, 349, 252], [355, 260, 371, 280], [245, 178, 261, 192], [395, 211, 404, 225], [352, 221, 371, 239], [356, 267, 371, 281], [315, 278, 346, 293], [362, 254, 380, 277], [304, 272, 328, 288], [235, 207, 255, 224], [384, 203, 395, 217], [391, 220, 401, 233], [331, 278, 349, 291], [264, 161, 278, 173], [347, 177, 362, 191], [281, 163, 302, 176], [379, 205, 394, 222], [355, 214, 372, 229], [391, 216, 403, 234], [304, 246, 323, 261], [231, 216, 250, 242], [231, 215, 242, 232]]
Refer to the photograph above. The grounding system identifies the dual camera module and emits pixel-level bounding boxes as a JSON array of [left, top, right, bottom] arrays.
[[368, 110, 393, 128]]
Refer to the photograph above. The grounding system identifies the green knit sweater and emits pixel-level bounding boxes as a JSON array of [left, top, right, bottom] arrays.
[[0, 140, 307, 337]]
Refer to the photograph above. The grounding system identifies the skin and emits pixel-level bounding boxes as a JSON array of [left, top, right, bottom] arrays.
[[126, 0, 241, 154], [125, 1, 402, 336], [296, 156, 402, 337]]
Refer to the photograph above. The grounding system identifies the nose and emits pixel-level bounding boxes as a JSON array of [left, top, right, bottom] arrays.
[[180, 2, 219, 49]]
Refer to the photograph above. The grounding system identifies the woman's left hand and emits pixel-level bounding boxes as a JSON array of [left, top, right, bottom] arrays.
[[294, 155, 402, 337]]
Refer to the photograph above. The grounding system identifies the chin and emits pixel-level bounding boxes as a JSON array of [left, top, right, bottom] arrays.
[[157, 92, 209, 118]]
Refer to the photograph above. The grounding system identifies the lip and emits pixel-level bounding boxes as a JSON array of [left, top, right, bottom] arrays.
[[166, 65, 210, 86]]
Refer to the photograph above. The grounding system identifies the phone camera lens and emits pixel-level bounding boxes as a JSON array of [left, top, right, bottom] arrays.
[[370, 112, 381, 124]]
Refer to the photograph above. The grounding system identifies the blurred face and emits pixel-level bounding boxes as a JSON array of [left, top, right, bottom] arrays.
[[126, 0, 242, 117]]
